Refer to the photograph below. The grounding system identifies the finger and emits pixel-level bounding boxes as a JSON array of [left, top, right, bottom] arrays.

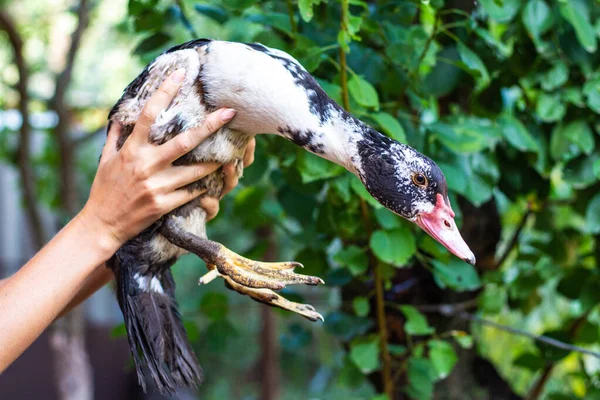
[[100, 123, 122, 163], [160, 108, 236, 163], [244, 137, 256, 167], [221, 162, 239, 197], [163, 186, 207, 212], [129, 69, 187, 145], [199, 197, 220, 221], [161, 162, 222, 192]]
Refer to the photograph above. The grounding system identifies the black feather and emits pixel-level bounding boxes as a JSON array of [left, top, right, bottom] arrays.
[[109, 254, 202, 395]]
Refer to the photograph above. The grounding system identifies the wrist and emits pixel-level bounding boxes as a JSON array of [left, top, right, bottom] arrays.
[[76, 206, 124, 259]]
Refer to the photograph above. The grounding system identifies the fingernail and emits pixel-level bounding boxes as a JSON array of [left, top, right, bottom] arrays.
[[171, 68, 186, 83], [220, 108, 236, 122]]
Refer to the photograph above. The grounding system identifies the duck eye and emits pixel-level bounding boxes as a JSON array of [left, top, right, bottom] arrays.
[[411, 173, 428, 187]]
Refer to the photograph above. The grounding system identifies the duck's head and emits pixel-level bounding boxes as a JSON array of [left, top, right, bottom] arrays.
[[356, 137, 476, 265]]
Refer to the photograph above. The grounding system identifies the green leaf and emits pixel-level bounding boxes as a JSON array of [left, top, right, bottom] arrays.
[[134, 32, 171, 55], [535, 330, 571, 362], [223, 0, 256, 10], [522, 0, 553, 40], [479, 0, 521, 23], [405, 357, 437, 400], [430, 122, 493, 153], [541, 62, 569, 91], [374, 208, 403, 230], [200, 292, 229, 321], [349, 335, 380, 374], [451, 331, 473, 349], [352, 297, 370, 317], [400, 305, 435, 335], [297, 151, 345, 183], [428, 340, 458, 379], [371, 112, 407, 142], [478, 284, 506, 313], [559, 0, 597, 53], [388, 344, 407, 356], [431, 259, 481, 291], [514, 352, 546, 371], [457, 43, 490, 92], [550, 120, 595, 161], [583, 77, 600, 114], [334, 245, 369, 276], [349, 75, 380, 109], [499, 114, 539, 153], [298, 0, 316, 22], [194, 4, 228, 24], [585, 193, 600, 234], [370, 227, 416, 266], [536, 93, 566, 122]]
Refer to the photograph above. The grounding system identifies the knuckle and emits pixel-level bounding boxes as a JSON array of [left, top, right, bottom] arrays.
[[141, 105, 160, 122], [147, 196, 164, 216], [177, 135, 194, 154], [156, 86, 172, 98], [203, 118, 219, 134]]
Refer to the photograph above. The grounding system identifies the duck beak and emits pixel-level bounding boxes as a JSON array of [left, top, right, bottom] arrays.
[[415, 194, 476, 265]]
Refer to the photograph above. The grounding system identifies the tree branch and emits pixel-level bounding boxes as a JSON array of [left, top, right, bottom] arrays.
[[52, 0, 90, 215], [0, 11, 45, 250], [47, 3, 94, 399], [495, 203, 532, 269], [421, 304, 600, 359], [525, 312, 591, 400]]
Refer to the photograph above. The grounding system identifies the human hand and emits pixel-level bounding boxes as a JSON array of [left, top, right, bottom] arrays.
[[199, 137, 256, 220], [80, 69, 236, 253]]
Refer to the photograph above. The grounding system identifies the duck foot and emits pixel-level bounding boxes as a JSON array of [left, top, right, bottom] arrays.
[[159, 218, 324, 321], [202, 246, 324, 291], [219, 274, 324, 322]]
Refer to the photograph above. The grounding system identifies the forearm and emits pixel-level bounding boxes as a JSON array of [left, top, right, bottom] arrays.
[[0, 212, 118, 372], [56, 265, 114, 320]]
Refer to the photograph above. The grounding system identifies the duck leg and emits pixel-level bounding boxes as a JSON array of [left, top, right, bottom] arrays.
[[159, 218, 324, 321]]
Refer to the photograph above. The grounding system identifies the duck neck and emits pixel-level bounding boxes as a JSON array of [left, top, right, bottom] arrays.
[[275, 107, 389, 177]]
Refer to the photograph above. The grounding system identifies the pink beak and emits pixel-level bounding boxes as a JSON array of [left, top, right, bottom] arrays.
[[415, 194, 476, 265]]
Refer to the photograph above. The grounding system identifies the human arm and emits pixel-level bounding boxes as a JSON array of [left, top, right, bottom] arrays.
[[0, 137, 257, 321], [56, 136, 256, 318], [0, 69, 238, 371]]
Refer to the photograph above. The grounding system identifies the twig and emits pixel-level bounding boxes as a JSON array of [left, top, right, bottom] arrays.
[[525, 312, 591, 400], [175, 0, 198, 39], [285, 0, 297, 35], [408, 13, 440, 79], [0, 11, 46, 249], [495, 204, 532, 269], [423, 303, 600, 359]]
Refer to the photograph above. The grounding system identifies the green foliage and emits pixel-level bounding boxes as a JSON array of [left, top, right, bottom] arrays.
[[122, 0, 600, 397], [3, 0, 599, 398]]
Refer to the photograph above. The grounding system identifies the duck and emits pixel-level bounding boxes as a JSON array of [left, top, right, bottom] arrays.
[[107, 38, 476, 395]]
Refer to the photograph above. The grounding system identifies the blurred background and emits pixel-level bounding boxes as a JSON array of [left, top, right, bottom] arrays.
[[1, 0, 600, 399]]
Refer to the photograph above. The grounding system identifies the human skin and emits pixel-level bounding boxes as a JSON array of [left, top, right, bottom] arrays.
[[0, 69, 255, 372]]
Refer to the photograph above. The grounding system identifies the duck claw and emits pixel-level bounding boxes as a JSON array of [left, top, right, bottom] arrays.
[[210, 246, 324, 290], [222, 275, 324, 322]]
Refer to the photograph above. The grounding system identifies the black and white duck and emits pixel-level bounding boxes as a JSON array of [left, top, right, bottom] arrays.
[[108, 39, 476, 394]]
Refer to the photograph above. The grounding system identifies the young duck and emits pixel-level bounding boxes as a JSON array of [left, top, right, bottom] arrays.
[[108, 39, 475, 394]]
